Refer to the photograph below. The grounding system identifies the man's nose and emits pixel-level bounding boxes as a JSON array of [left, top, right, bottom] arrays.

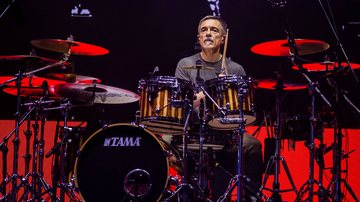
[[205, 30, 212, 37]]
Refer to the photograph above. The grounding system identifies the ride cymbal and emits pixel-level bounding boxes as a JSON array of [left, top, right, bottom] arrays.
[[251, 39, 330, 56], [254, 79, 307, 90], [31, 39, 109, 56], [292, 62, 360, 72], [53, 83, 139, 104]]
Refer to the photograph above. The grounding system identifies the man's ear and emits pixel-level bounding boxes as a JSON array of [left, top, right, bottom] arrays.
[[221, 35, 226, 44]]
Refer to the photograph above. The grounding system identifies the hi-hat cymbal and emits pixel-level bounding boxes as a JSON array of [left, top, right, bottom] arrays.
[[31, 39, 109, 56], [53, 83, 140, 104], [251, 39, 330, 56], [254, 79, 307, 90], [292, 62, 360, 72], [181, 66, 215, 70], [44, 73, 102, 84], [0, 55, 71, 75]]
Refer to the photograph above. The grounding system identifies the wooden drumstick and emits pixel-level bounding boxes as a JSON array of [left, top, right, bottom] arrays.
[[221, 29, 229, 75]]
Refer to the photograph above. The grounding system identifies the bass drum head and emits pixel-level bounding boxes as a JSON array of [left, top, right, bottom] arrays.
[[74, 123, 170, 202]]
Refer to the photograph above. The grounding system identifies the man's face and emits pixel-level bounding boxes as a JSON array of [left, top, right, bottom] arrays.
[[198, 19, 225, 50]]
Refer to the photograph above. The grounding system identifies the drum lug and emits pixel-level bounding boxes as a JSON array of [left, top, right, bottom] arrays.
[[168, 175, 180, 186]]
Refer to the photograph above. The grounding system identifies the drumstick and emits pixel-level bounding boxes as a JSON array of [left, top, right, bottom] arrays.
[[221, 29, 229, 75]]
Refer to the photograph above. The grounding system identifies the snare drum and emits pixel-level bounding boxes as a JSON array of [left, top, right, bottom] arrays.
[[138, 76, 193, 135], [205, 75, 256, 130], [74, 123, 181, 202]]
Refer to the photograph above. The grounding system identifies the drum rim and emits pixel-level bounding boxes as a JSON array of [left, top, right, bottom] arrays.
[[139, 76, 191, 86], [73, 122, 172, 202]]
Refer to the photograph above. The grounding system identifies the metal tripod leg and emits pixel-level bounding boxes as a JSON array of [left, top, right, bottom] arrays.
[[261, 154, 298, 200]]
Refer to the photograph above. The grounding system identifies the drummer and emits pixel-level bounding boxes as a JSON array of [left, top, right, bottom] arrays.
[[175, 15, 263, 200]]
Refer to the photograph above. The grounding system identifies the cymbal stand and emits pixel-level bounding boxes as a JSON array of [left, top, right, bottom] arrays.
[[325, 78, 359, 202], [20, 99, 34, 201], [163, 96, 194, 202], [217, 80, 264, 202], [0, 103, 35, 198], [295, 82, 334, 202], [260, 78, 298, 202], [49, 100, 79, 202], [19, 98, 57, 201]]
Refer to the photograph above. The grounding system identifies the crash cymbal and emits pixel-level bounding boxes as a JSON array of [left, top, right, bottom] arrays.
[[251, 39, 330, 56], [292, 62, 360, 72], [44, 73, 102, 84], [0, 76, 65, 98], [2, 86, 59, 98], [53, 83, 140, 104], [0, 76, 66, 87], [255, 79, 307, 90], [31, 39, 109, 56], [0, 55, 71, 75]]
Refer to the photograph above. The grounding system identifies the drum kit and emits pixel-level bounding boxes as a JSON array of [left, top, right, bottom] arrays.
[[0, 19, 360, 202]]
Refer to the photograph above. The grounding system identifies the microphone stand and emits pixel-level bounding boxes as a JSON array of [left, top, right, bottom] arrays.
[[325, 78, 359, 202], [265, 1, 334, 201], [317, 0, 359, 83]]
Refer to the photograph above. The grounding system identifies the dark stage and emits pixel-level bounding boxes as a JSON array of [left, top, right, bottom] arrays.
[[0, 0, 359, 201]]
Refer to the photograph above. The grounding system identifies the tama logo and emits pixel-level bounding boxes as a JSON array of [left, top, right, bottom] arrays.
[[104, 137, 142, 147]]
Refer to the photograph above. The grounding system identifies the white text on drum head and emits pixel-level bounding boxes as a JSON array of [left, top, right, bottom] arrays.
[[103, 137, 142, 147]]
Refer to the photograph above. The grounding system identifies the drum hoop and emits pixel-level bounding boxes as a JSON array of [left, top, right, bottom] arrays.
[[139, 76, 191, 86], [73, 123, 171, 201], [205, 75, 252, 86]]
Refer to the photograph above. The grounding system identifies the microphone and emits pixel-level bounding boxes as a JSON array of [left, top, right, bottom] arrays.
[[149, 66, 159, 75], [41, 80, 49, 98]]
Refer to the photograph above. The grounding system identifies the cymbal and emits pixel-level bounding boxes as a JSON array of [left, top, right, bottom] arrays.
[[53, 83, 140, 104], [0, 55, 71, 74], [2, 86, 59, 98], [181, 65, 215, 70], [251, 39, 330, 56], [254, 79, 307, 90], [0, 76, 65, 98], [0, 76, 66, 87], [31, 39, 109, 56], [292, 62, 360, 72], [44, 73, 102, 84]]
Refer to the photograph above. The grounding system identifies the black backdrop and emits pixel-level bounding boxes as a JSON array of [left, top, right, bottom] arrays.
[[1, 0, 359, 127]]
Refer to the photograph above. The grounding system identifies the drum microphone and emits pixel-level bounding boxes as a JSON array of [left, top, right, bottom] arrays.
[[149, 66, 159, 75]]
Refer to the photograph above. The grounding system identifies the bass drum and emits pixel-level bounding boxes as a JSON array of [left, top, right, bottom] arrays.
[[74, 123, 181, 202]]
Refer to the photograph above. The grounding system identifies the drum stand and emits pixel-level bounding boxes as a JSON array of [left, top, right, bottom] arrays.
[[163, 96, 195, 202], [260, 79, 298, 202], [217, 80, 264, 202]]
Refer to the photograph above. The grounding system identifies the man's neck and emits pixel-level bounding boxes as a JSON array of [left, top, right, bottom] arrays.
[[200, 50, 222, 63]]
